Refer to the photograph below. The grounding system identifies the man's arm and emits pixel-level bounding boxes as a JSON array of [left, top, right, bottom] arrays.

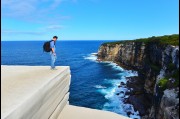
[[51, 48, 56, 55], [50, 41, 56, 55]]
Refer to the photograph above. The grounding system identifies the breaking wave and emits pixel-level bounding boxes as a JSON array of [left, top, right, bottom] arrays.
[[85, 53, 140, 119]]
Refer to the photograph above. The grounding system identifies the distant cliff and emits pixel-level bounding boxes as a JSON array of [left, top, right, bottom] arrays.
[[97, 34, 179, 119]]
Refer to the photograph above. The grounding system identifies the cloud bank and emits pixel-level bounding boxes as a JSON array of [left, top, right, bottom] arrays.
[[1, 0, 74, 24]]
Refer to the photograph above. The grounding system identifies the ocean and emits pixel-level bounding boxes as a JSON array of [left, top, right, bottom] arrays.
[[1, 41, 140, 119]]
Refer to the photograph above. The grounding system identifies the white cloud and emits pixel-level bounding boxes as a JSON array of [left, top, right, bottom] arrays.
[[2, 0, 37, 16], [1, 0, 73, 24], [46, 25, 64, 30], [2, 29, 45, 35], [50, 0, 64, 9], [2, 24, 64, 36]]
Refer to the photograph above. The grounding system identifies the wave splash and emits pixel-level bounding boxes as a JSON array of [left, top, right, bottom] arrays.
[[85, 53, 140, 119], [83, 53, 98, 62], [101, 64, 140, 118], [94, 85, 107, 89]]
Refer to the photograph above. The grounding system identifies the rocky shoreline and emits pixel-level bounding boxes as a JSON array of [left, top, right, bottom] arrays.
[[96, 34, 179, 119]]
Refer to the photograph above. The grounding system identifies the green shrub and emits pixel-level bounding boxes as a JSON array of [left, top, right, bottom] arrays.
[[158, 78, 169, 90], [102, 40, 134, 46], [101, 34, 179, 46]]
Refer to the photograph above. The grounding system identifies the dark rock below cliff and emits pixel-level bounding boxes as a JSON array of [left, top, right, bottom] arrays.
[[127, 94, 152, 116], [126, 76, 144, 94], [125, 76, 153, 116]]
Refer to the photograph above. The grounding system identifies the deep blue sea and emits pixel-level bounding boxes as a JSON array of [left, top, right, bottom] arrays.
[[1, 41, 140, 119]]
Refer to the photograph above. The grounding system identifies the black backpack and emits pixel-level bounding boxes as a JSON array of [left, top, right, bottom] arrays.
[[43, 40, 53, 52]]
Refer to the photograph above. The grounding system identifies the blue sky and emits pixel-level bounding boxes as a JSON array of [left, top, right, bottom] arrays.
[[1, 0, 179, 41]]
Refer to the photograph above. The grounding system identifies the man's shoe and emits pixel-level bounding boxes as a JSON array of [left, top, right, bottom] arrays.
[[51, 67, 57, 70]]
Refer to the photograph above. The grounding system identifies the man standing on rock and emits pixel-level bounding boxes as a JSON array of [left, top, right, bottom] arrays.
[[50, 36, 58, 70]]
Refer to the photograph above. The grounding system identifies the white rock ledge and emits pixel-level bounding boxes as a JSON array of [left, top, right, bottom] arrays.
[[1, 65, 130, 119]]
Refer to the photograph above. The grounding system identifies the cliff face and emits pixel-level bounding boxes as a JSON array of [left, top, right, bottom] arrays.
[[97, 36, 179, 119]]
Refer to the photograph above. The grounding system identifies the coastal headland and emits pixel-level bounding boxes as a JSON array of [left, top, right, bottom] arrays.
[[97, 34, 179, 119]]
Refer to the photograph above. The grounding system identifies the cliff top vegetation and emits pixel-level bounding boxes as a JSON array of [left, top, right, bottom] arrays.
[[102, 34, 179, 46]]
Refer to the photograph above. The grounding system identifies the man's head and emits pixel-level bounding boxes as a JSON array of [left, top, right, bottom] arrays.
[[53, 36, 58, 41]]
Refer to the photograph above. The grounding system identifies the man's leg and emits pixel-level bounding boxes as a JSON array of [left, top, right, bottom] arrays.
[[53, 55, 57, 68], [51, 54, 55, 69]]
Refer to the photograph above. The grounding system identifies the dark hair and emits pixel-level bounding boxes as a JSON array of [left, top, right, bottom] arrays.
[[53, 36, 58, 39]]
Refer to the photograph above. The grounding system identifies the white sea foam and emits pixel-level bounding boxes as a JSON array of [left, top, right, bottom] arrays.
[[101, 82, 140, 117], [124, 95, 129, 99], [118, 70, 138, 78], [94, 85, 107, 89], [83, 53, 98, 62], [107, 62, 124, 71], [91, 53, 98, 55], [100, 78, 140, 118], [85, 53, 140, 118], [97, 61, 140, 118]]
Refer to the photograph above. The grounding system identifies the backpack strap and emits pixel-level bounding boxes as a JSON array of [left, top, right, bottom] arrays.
[[51, 40, 56, 46], [50, 40, 56, 47]]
